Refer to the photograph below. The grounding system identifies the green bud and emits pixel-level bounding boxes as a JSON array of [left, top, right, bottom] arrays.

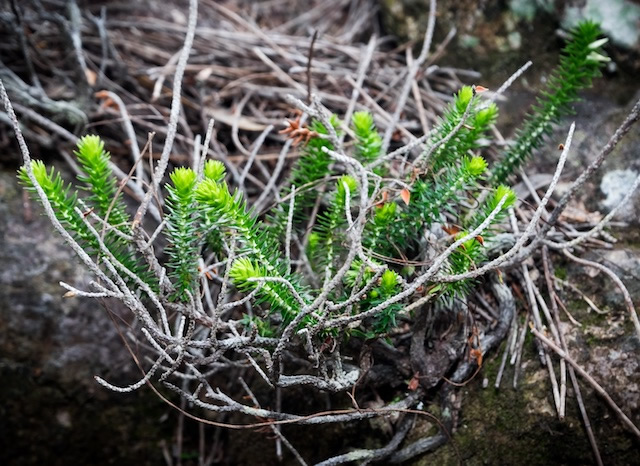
[[465, 156, 488, 177], [337, 175, 357, 198], [229, 258, 263, 285], [493, 185, 517, 210], [375, 202, 397, 224], [169, 167, 197, 195], [352, 111, 375, 134], [308, 231, 320, 250], [380, 270, 399, 294], [455, 86, 474, 112], [195, 179, 232, 208], [76, 135, 108, 163], [203, 160, 226, 182], [474, 103, 498, 127], [29, 160, 49, 187]]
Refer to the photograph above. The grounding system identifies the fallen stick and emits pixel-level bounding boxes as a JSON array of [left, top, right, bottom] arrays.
[[530, 326, 640, 440]]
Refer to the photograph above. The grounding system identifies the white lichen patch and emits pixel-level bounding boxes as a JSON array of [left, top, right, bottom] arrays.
[[600, 169, 639, 222]]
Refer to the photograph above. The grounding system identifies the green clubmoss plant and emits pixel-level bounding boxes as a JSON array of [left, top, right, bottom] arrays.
[[490, 21, 609, 184], [8, 18, 637, 465]]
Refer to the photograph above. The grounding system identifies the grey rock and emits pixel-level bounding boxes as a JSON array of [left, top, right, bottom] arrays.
[[0, 168, 168, 465], [600, 169, 639, 223], [0, 168, 133, 382], [562, 0, 640, 50]]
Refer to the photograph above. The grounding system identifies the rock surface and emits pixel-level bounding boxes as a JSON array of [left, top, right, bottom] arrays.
[[0, 168, 170, 465], [381, 0, 640, 52]]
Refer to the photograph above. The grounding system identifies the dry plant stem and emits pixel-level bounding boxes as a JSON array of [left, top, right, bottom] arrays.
[[12, 101, 77, 142], [368, 129, 435, 170], [306, 30, 318, 104], [389, 432, 447, 464], [192, 134, 201, 173], [494, 316, 517, 389], [75, 205, 172, 336], [97, 146, 146, 242], [215, 235, 237, 315], [381, 0, 436, 153], [10, 0, 43, 93], [423, 26, 457, 70], [569, 363, 603, 466], [98, 91, 145, 188], [252, 137, 292, 211], [546, 166, 640, 250], [513, 313, 529, 389], [554, 293, 583, 325], [451, 277, 516, 382], [522, 263, 561, 413], [531, 280, 566, 418], [275, 386, 283, 461], [561, 249, 640, 338], [489, 61, 532, 102], [507, 311, 520, 360], [271, 242, 361, 378], [542, 248, 603, 466], [390, 279, 514, 464], [230, 92, 254, 156], [167, 382, 425, 428], [530, 327, 640, 440], [344, 75, 417, 142], [325, 267, 386, 313], [254, 47, 306, 93], [555, 277, 604, 315], [470, 301, 494, 323], [508, 98, 640, 264], [152, 51, 180, 102], [548, 97, 640, 227], [110, 135, 172, 288], [59, 281, 118, 299], [238, 124, 273, 189], [414, 92, 475, 169], [238, 378, 308, 466], [207, 1, 297, 68], [285, 185, 296, 275], [67, 0, 89, 94], [316, 415, 413, 466], [516, 191, 565, 416], [407, 50, 430, 136], [339, 35, 377, 146], [133, 0, 198, 227], [197, 118, 215, 179], [90, 6, 109, 86], [0, 58, 86, 124], [476, 292, 500, 320], [176, 378, 187, 466], [273, 172, 371, 364]]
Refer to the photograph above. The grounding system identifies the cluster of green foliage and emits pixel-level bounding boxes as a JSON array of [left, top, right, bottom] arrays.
[[490, 21, 608, 184], [19, 136, 154, 289], [20, 21, 607, 340]]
